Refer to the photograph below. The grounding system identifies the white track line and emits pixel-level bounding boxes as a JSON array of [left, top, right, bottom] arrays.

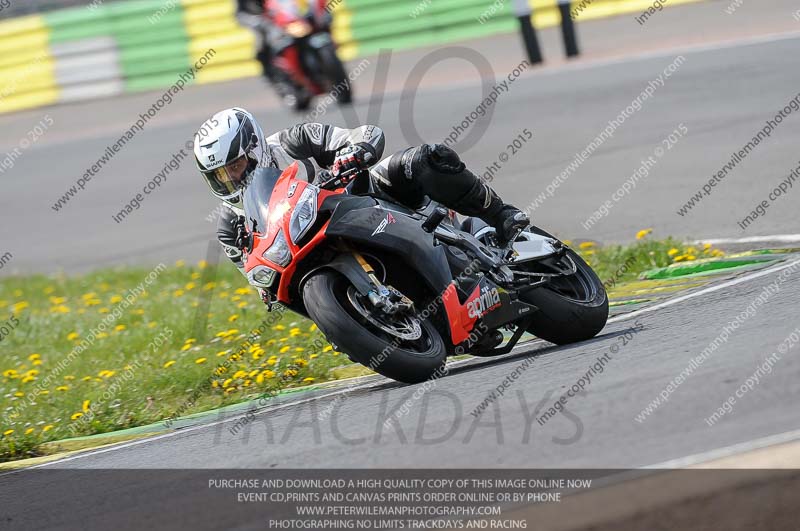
[[643, 427, 800, 469], [692, 234, 800, 245], [13, 256, 800, 471]]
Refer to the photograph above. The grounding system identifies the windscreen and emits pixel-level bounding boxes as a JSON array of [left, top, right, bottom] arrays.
[[242, 167, 283, 235]]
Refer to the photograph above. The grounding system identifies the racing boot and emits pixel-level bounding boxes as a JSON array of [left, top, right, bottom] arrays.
[[397, 144, 529, 244]]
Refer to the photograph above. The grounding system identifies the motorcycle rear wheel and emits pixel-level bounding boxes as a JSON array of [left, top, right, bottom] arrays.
[[316, 44, 352, 104], [302, 270, 446, 383], [515, 228, 609, 344]]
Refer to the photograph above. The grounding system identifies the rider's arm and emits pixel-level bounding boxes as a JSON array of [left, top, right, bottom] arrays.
[[278, 123, 385, 169], [235, 0, 265, 30]]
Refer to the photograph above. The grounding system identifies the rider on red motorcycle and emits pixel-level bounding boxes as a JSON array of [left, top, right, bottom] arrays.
[[236, 0, 333, 108], [192, 108, 530, 286]]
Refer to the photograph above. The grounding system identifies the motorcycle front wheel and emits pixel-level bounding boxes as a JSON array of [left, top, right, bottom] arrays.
[[302, 270, 446, 383]]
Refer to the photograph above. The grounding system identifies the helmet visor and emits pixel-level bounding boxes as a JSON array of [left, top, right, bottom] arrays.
[[202, 155, 252, 199]]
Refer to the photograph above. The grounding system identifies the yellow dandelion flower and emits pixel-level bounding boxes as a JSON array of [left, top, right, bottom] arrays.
[[82, 376, 93, 382], [228, 315, 239, 322], [42, 425, 54, 432], [82, 400, 91, 412], [3, 369, 18, 378], [222, 378, 233, 388], [262, 370, 276, 379], [175, 260, 186, 267], [22, 375, 35, 383], [279, 346, 291, 354], [302, 377, 315, 383], [38, 390, 49, 396], [32, 360, 43, 366], [56, 386, 69, 392], [578, 241, 595, 250], [3, 429, 13, 437], [290, 327, 301, 336], [181, 344, 192, 351], [185, 282, 196, 291], [273, 324, 286, 331], [173, 290, 185, 297], [283, 369, 299, 378], [70, 412, 84, 421], [98, 370, 115, 378], [249, 369, 260, 378], [13, 301, 30, 312], [98, 308, 109, 314], [308, 323, 318, 332], [198, 259, 208, 269], [25, 428, 34, 435], [673, 255, 689, 262], [110, 295, 123, 304], [114, 325, 126, 332], [636, 228, 653, 240], [237, 302, 247, 309], [163, 361, 176, 368], [294, 359, 308, 367], [310, 354, 318, 359], [64, 375, 76, 381], [13, 391, 24, 397], [243, 380, 252, 387], [667, 248, 680, 256], [195, 358, 207, 364], [234, 288, 251, 295], [323, 345, 333, 352], [212, 380, 219, 388], [67, 332, 79, 341], [28, 353, 41, 361], [224, 387, 237, 395], [147, 322, 157, 328]]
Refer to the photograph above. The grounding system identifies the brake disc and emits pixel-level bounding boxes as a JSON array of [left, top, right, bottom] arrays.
[[346, 287, 423, 341]]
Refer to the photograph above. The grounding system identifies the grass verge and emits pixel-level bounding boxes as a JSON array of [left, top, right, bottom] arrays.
[[0, 230, 722, 462]]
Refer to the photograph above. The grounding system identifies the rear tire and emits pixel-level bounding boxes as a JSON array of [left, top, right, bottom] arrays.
[[518, 229, 609, 345], [302, 270, 446, 384], [317, 45, 352, 104]]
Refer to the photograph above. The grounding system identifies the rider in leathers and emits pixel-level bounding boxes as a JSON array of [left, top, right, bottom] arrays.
[[193, 108, 529, 288]]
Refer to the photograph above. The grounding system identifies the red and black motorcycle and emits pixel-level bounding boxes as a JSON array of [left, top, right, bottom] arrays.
[[267, 0, 352, 111], [242, 164, 608, 383]]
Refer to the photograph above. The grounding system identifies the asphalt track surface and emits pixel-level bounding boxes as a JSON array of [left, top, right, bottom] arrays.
[[2, 0, 800, 275]]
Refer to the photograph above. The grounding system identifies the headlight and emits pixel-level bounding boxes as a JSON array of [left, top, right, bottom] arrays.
[[289, 186, 318, 243], [263, 230, 292, 267], [248, 266, 277, 288]]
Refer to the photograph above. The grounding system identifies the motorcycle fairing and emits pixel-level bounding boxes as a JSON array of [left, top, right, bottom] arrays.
[[324, 200, 453, 296]]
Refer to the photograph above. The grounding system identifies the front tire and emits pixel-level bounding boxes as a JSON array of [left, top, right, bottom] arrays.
[[302, 270, 446, 383]]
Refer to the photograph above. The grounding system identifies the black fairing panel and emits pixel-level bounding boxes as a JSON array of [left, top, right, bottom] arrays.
[[323, 196, 453, 294]]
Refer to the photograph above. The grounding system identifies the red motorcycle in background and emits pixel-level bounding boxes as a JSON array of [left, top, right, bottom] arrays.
[[266, 0, 353, 111]]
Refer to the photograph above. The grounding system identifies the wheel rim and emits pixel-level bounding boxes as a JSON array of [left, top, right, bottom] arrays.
[[346, 287, 423, 341]]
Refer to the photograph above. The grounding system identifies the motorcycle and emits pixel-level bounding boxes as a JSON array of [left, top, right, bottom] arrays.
[[241, 163, 609, 384], [267, 0, 352, 111]]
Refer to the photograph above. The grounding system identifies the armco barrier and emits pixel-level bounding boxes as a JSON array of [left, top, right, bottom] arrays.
[[0, 0, 705, 115]]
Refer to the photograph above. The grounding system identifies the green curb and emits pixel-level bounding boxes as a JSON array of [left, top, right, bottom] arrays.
[[640, 257, 780, 280]]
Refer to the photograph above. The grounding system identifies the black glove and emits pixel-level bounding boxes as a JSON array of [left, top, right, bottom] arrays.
[[332, 143, 374, 177], [233, 215, 253, 253]]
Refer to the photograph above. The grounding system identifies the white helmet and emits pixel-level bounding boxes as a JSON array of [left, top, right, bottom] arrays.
[[193, 107, 271, 206]]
